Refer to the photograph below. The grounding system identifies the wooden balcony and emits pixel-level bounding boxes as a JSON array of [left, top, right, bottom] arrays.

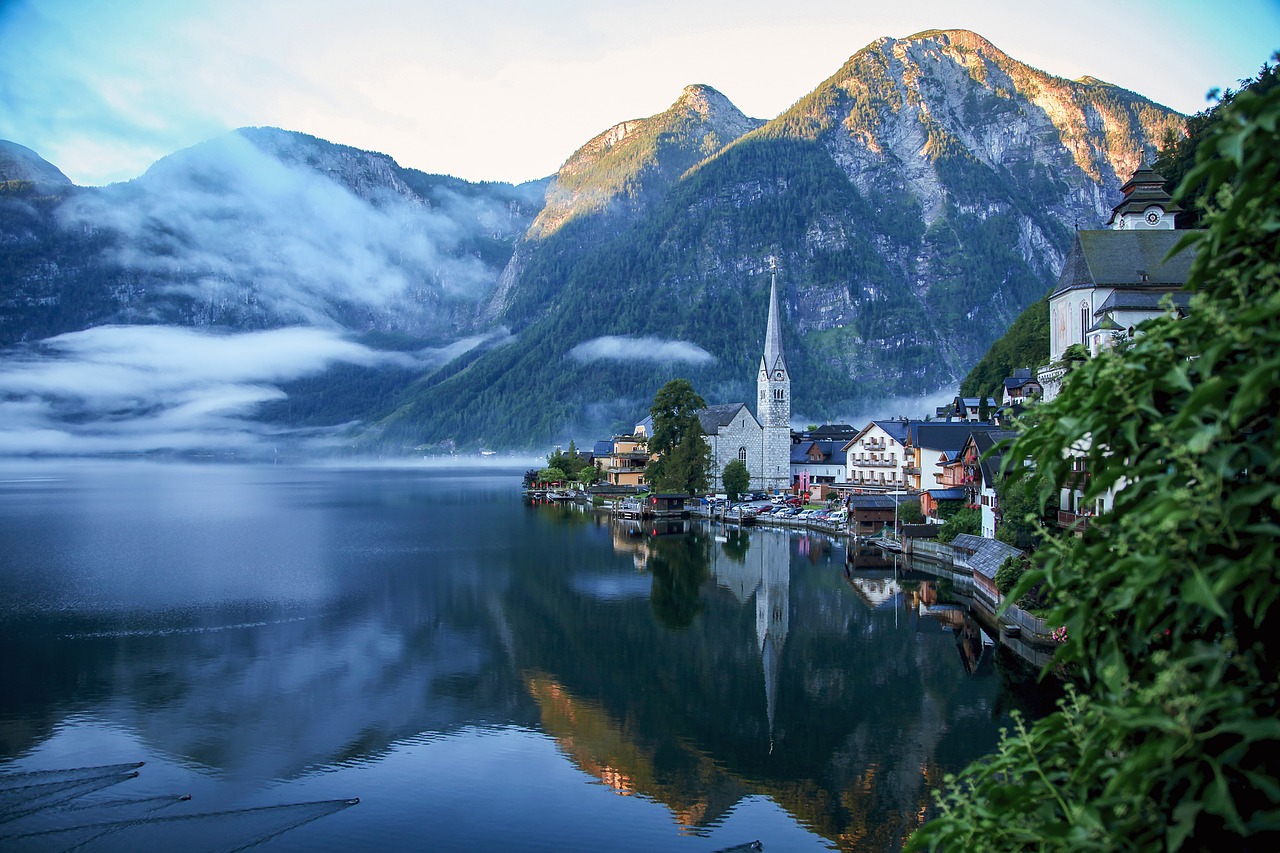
[[1057, 510, 1091, 531]]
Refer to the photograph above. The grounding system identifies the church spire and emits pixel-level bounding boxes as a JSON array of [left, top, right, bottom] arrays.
[[761, 264, 787, 375]]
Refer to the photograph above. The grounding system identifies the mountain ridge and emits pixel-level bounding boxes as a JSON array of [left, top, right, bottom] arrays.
[[0, 29, 1188, 453]]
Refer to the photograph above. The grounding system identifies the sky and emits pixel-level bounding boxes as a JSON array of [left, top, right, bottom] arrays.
[[1, 0, 1277, 187]]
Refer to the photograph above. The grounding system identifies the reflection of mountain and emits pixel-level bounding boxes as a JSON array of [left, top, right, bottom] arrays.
[[0, 466, 539, 776], [525, 672, 749, 834], [505, 524, 1041, 850], [2, 468, 1054, 852]]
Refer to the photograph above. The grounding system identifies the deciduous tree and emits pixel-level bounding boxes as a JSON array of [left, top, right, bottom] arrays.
[[910, 68, 1280, 852]]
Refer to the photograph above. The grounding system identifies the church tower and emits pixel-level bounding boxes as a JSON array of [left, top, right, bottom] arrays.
[[757, 267, 791, 492], [1106, 152, 1180, 231]]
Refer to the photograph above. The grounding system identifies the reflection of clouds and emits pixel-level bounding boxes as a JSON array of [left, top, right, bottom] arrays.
[[568, 335, 714, 365], [0, 325, 448, 454], [569, 572, 653, 601]]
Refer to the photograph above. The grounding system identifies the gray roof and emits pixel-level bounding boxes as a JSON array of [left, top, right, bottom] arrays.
[[871, 419, 911, 444], [1052, 230, 1200, 297], [971, 430, 1018, 484], [697, 403, 754, 435], [593, 440, 614, 457], [926, 488, 966, 500], [792, 439, 841, 464], [1003, 369, 1039, 390], [1095, 289, 1192, 313], [907, 422, 1000, 454], [951, 534, 1023, 580], [847, 496, 903, 510]]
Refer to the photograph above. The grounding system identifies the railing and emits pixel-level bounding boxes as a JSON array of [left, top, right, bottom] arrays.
[[1057, 510, 1090, 531], [855, 459, 898, 468], [902, 465, 921, 475]]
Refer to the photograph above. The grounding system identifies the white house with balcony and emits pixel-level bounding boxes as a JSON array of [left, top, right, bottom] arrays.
[[841, 420, 911, 491]]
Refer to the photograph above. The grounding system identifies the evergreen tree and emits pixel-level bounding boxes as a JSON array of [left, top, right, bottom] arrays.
[[645, 379, 711, 494], [722, 459, 750, 502]]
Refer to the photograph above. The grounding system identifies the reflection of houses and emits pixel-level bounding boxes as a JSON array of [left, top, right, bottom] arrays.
[[842, 573, 902, 609]]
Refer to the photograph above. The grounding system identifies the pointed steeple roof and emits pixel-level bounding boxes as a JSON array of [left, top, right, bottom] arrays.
[[1107, 151, 1181, 226], [760, 269, 788, 375]]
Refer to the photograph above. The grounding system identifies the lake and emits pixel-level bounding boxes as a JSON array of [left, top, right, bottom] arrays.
[[0, 461, 1054, 852]]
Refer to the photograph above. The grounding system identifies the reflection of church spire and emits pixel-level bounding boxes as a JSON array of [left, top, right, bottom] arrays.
[[755, 535, 790, 750]]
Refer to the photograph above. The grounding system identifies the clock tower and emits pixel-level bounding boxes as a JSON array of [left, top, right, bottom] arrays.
[[1106, 152, 1179, 231]]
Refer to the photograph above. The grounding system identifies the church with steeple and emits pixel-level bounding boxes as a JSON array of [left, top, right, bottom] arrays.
[[1039, 155, 1200, 402], [636, 268, 793, 493]]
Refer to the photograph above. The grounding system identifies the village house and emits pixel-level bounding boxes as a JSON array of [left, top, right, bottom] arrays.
[[1001, 368, 1041, 405], [790, 439, 846, 493], [602, 434, 652, 487], [965, 430, 1019, 538], [934, 396, 999, 421], [903, 421, 1001, 493], [840, 419, 910, 492]]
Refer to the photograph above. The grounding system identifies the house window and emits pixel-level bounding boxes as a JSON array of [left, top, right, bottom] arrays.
[[738, 446, 747, 464]]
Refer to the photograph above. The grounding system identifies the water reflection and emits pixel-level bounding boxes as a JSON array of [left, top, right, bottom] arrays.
[[0, 463, 1052, 851]]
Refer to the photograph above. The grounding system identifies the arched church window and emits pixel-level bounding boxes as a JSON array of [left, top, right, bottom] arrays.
[[738, 447, 747, 464], [1081, 302, 1090, 338]]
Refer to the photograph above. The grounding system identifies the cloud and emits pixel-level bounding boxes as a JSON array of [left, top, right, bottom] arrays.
[[0, 325, 424, 455], [831, 387, 962, 427], [568, 336, 714, 365], [55, 130, 513, 332]]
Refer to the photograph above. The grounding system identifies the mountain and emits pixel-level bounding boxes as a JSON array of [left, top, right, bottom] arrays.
[[383, 29, 1184, 449], [0, 29, 1186, 454], [0, 140, 72, 186], [0, 128, 546, 344]]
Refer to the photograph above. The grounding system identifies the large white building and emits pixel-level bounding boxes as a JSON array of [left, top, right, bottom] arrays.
[[1040, 157, 1198, 401]]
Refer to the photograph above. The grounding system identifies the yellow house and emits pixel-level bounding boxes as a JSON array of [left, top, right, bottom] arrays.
[[605, 435, 653, 487]]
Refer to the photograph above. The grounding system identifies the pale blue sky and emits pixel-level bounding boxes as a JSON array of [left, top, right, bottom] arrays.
[[2, 0, 1276, 186]]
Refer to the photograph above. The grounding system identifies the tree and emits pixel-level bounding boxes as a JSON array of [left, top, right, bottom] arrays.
[[537, 466, 567, 484], [992, 465, 1054, 551], [645, 379, 711, 494], [909, 71, 1280, 852], [978, 394, 990, 423], [936, 506, 979, 543], [897, 499, 924, 524], [722, 459, 750, 502]]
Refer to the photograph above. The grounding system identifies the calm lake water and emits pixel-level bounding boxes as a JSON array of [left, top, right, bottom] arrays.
[[0, 461, 1054, 852]]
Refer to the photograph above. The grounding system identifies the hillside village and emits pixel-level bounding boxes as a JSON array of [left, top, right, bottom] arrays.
[[556, 156, 1196, 554]]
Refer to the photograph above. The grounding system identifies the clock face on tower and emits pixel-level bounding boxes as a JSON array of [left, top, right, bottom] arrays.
[[1146, 210, 1161, 225]]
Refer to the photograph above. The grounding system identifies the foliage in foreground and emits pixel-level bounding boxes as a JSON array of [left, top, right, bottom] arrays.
[[909, 71, 1280, 851]]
